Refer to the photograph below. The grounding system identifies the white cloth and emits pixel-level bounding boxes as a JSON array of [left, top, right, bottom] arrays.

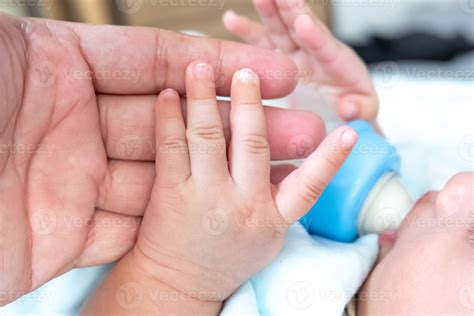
[[222, 224, 378, 316]]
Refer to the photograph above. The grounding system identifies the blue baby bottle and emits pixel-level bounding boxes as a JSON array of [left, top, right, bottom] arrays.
[[300, 120, 414, 243]]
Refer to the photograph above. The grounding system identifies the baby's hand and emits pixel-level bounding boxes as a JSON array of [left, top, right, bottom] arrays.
[[132, 62, 357, 302], [223, 0, 378, 121]]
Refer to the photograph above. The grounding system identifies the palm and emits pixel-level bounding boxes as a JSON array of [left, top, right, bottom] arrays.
[[290, 44, 371, 98], [0, 17, 107, 295], [0, 13, 325, 305]]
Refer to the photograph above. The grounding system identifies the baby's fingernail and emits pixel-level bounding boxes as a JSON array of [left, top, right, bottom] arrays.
[[299, 14, 314, 27], [162, 89, 179, 101], [194, 63, 213, 79], [238, 68, 258, 83], [224, 10, 236, 20], [342, 102, 359, 119], [340, 129, 358, 149]]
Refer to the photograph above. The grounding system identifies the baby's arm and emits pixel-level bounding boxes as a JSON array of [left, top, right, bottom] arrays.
[[82, 62, 358, 315]]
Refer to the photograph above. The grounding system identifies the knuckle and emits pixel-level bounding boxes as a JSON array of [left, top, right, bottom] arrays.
[[191, 98, 218, 106], [159, 138, 187, 154], [300, 178, 327, 204], [188, 123, 224, 141], [240, 134, 269, 155], [320, 147, 341, 170]]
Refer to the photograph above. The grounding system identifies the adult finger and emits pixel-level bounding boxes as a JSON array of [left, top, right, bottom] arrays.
[[97, 160, 155, 216], [98, 95, 326, 161], [96, 161, 300, 218], [75, 210, 141, 268], [38, 18, 298, 98]]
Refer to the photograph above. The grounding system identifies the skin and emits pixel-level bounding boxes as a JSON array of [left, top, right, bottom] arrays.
[[359, 172, 474, 315], [223, 0, 379, 121], [0, 13, 330, 305], [83, 64, 358, 315]]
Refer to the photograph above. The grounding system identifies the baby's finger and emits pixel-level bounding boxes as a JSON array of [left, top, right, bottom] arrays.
[[275, 126, 358, 224], [76, 210, 141, 267], [96, 161, 301, 217], [339, 94, 379, 121], [98, 94, 326, 161], [223, 10, 274, 49], [274, 0, 314, 36], [253, 0, 297, 52], [154, 89, 190, 186], [97, 160, 155, 216], [230, 69, 270, 193], [186, 62, 229, 183], [294, 15, 378, 118]]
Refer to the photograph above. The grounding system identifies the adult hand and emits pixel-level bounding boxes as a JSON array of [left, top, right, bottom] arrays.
[[224, 0, 379, 121], [0, 13, 325, 305]]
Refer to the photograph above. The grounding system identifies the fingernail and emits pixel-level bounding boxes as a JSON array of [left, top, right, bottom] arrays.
[[238, 68, 258, 83], [162, 88, 178, 100], [341, 129, 358, 149], [224, 10, 236, 20], [342, 102, 359, 119], [194, 63, 213, 79], [299, 14, 313, 27]]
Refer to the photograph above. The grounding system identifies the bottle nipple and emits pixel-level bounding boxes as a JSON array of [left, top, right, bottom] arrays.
[[357, 173, 414, 235]]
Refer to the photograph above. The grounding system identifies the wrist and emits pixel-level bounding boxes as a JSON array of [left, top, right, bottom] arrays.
[[83, 251, 223, 315], [128, 245, 228, 305]]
